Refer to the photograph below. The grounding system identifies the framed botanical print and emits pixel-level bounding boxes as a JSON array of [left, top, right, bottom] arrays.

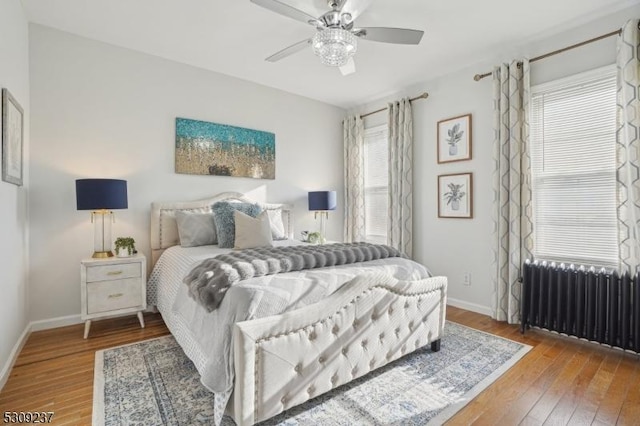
[[2, 88, 24, 186], [438, 172, 473, 219], [437, 113, 472, 164]]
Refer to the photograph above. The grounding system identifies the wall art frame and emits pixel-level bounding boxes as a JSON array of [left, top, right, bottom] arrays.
[[175, 117, 275, 180], [2, 88, 24, 186], [437, 113, 472, 164], [438, 172, 473, 219]]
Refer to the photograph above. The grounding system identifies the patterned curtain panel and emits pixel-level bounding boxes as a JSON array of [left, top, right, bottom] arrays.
[[491, 60, 534, 324], [343, 115, 366, 243], [616, 19, 640, 274], [387, 99, 413, 258]]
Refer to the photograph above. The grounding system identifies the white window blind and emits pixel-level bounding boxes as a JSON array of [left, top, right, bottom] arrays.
[[530, 66, 618, 269], [363, 125, 389, 244]]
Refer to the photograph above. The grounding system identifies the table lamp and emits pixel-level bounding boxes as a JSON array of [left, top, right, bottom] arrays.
[[76, 179, 128, 258], [308, 190, 337, 243]]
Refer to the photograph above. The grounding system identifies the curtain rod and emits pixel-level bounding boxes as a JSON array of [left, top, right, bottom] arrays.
[[359, 92, 429, 119], [473, 28, 622, 81]]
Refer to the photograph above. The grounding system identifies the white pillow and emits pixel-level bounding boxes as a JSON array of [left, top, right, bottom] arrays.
[[267, 208, 287, 240], [234, 210, 274, 249]]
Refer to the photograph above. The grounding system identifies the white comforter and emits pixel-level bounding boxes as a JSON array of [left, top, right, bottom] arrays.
[[148, 240, 431, 395]]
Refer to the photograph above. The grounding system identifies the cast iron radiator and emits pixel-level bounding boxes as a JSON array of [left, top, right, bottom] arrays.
[[521, 260, 640, 353]]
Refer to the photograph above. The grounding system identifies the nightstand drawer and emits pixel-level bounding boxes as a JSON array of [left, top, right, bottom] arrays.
[[86, 262, 141, 282], [86, 278, 142, 314]]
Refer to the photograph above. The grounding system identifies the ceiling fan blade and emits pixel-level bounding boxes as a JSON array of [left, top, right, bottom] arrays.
[[339, 0, 373, 21], [251, 0, 318, 25], [339, 57, 356, 76], [356, 27, 424, 44], [266, 39, 312, 62]]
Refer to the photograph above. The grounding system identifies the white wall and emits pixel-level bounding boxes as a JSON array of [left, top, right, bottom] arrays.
[[29, 24, 345, 321], [0, 0, 30, 385], [355, 6, 639, 315]]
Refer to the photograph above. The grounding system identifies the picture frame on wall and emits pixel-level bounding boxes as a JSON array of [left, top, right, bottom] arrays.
[[438, 172, 473, 219], [175, 117, 275, 180], [2, 88, 24, 186], [437, 113, 472, 163]]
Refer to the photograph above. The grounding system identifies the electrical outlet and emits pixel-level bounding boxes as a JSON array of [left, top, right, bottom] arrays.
[[463, 272, 471, 286]]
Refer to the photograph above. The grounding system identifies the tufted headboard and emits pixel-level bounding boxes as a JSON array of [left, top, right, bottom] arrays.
[[150, 192, 293, 270]]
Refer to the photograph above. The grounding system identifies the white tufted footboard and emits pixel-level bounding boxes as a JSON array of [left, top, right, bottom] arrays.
[[231, 272, 448, 426]]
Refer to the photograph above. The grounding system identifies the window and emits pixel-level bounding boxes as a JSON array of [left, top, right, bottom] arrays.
[[530, 65, 618, 268], [363, 125, 389, 244]]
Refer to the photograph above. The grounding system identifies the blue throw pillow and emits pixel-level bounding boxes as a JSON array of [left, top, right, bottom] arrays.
[[212, 202, 262, 248]]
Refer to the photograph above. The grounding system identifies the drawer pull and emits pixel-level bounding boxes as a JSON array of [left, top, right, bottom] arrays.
[[107, 271, 123, 276], [108, 293, 124, 299]]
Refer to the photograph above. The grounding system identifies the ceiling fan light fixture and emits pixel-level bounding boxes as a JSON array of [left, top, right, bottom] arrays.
[[312, 28, 357, 67]]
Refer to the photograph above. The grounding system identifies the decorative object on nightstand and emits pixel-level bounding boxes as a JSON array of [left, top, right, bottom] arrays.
[[308, 190, 337, 244], [307, 231, 322, 244], [76, 178, 128, 258], [114, 236, 136, 257], [301, 231, 335, 244], [80, 254, 146, 339]]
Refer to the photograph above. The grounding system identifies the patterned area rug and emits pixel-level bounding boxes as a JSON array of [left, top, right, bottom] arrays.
[[93, 322, 530, 425]]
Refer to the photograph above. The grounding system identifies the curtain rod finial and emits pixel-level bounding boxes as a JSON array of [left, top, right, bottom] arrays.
[[473, 74, 482, 81]]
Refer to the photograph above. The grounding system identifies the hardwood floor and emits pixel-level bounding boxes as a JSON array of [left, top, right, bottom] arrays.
[[0, 314, 170, 425], [445, 307, 639, 426], [0, 307, 637, 425]]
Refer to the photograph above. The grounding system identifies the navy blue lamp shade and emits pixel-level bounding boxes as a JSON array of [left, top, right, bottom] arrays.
[[76, 179, 128, 210], [308, 191, 337, 211]]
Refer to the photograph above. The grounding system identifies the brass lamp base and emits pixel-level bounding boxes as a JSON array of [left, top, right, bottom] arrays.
[[92, 251, 114, 259]]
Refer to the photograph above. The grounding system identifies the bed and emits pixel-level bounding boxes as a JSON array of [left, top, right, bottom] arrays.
[[148, 192, 448, 425]]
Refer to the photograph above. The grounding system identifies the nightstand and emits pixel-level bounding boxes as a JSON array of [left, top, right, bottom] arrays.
[[80, 254, 147, 339]]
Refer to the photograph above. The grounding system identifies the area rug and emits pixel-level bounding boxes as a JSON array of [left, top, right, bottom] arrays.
[[93, 322, 530, 425]]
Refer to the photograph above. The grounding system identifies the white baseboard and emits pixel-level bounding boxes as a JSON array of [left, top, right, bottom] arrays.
[[30, 314, 83, 332], [0, 323, 31, 391], [447, 297, 493, 317], [29, 308, 159, 333], [0, 314, 84, 391]]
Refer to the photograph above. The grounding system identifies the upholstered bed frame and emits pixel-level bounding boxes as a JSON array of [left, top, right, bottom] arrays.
[[149, 192, 448, 425]]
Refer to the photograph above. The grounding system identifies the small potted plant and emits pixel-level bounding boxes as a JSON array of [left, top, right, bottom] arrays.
[[114, 237, 136, 257], [443, 183, 466, 211], [307, 231, 323, 244]]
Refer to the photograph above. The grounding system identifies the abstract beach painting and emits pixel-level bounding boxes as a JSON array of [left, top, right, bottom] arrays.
[[175, 117, 275, 179]]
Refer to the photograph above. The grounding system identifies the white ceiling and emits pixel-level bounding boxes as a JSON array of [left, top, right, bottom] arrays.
[[21, 0, 639, 108]]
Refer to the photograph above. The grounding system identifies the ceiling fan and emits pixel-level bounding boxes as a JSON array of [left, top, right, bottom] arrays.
[[250, 0, 424, 76]]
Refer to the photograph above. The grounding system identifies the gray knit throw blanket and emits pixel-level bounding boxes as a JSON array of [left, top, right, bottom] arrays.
[[184, 242, 403, 312]]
